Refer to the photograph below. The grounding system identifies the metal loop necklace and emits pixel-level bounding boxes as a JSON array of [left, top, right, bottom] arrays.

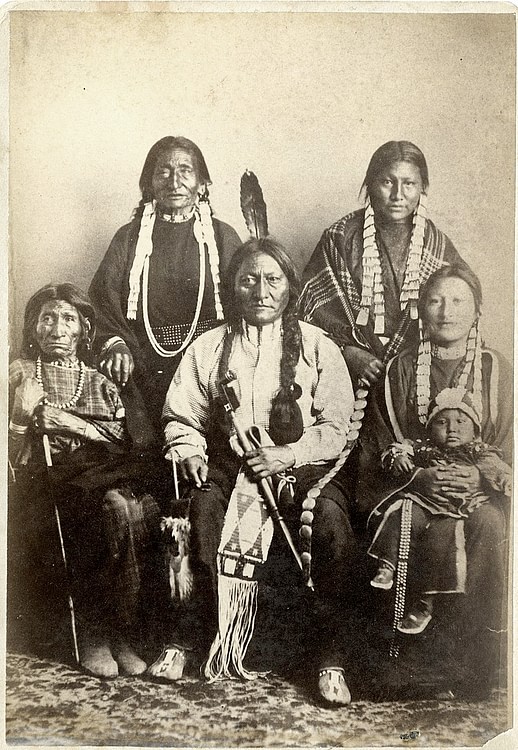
[[36, 355, 86, 410]]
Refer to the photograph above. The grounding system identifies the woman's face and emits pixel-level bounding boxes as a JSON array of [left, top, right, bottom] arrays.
[[369, 160, 423, 223], [151, 148, 205, 214], [234, 252, 290, 327], [422, 277, 477, 348], [36, 300, 82, 360]]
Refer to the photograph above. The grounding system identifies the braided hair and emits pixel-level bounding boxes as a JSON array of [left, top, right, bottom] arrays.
[[221, 237, 304, 445]]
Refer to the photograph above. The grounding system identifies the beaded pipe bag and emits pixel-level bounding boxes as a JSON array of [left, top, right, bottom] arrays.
[[204, 437, 274, 682]]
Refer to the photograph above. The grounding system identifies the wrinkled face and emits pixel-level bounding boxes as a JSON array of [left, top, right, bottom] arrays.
[[151, 148, 205, 214], [369, 160, 423, 223], [428, 408, 476, 448], [422, 277, 477, 348], [36, 300, 82, 360], [234, 252, 290, 327]]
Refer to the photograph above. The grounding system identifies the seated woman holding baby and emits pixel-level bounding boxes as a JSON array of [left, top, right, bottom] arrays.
[[361, 265, 512, 699]]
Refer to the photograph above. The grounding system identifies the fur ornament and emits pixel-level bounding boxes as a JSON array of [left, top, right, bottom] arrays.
[[160, 516, 194, 602]]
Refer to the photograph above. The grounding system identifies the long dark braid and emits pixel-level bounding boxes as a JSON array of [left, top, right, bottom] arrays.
[[269, 303, 303, 445]]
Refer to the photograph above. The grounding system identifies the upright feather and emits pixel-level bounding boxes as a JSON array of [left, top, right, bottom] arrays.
[[240, 170, 268, 239]]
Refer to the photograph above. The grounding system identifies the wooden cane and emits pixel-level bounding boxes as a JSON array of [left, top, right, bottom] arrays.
[[42, 434, 80, 664]]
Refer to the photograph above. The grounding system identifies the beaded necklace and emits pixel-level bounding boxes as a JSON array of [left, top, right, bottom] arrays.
[[415, 318, 482, 425], [431, 343, 467, 360], [36, 356, 86, 410], [156, 207, 194, 223], [126, 198, 224, 357]]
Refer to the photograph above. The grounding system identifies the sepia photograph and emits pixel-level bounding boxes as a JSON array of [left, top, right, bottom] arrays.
[[4, 2, 515, 748]]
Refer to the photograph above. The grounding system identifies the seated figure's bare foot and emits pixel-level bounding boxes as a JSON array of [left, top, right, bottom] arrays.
[[114, 640, 147, 676], [79, 633, 118, 679]]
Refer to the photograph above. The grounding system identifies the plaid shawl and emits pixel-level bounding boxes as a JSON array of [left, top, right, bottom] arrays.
[[299, 209, 465, 363], [9, 359, 128, 454]]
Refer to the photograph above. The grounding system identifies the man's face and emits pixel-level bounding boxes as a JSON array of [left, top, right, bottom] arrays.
[[234, 252, 290, 327]]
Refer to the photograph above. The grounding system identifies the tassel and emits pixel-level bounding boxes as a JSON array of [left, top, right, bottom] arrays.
[[204, 572, 267, 681], [240, 170, 268, 239], [161, 516, 194, 602]]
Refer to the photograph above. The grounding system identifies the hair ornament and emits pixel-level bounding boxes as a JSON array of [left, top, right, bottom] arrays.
[[416, 316, 482, 425], [399, 193, 427, 320], [195, 196, 224, 321], [127, 201, 156, 320], [358, 193, 428, 333]]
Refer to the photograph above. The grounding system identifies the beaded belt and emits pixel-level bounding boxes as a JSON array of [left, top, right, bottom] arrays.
[[151, 319, 220, 349]]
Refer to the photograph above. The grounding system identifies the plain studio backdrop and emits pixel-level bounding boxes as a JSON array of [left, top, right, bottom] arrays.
[[8, 6, 515, 360]]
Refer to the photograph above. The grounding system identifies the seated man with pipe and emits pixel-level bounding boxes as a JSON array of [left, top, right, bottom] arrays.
[[160, 237, 360, 705]]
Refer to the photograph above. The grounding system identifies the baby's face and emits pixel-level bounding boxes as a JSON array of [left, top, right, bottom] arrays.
[[428, 408, 476, 448]]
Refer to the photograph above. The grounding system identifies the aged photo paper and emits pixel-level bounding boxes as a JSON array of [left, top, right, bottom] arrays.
[[3, 1, 516, 748]]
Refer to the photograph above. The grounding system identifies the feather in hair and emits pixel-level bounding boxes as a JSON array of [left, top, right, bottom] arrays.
[[240, 170, 268, 239]]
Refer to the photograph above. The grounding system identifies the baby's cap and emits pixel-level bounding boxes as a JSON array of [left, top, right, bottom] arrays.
[[426, 387, 481, 432]]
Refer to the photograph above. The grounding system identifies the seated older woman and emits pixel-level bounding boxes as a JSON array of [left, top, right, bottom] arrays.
[[161, 238, 359, 705], [8, 283, 164, 679], [362, 265, 512, 698]]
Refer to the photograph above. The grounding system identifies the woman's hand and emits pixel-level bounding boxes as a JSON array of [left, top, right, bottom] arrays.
[[178, 455, 209, 488], [411, 464, 482, 504], [343, 346, 384, 386], [244, 446, 295, 479], [11, 377, 46, 427], [33, 404, 89, 438], [99, 341, 134, 387]]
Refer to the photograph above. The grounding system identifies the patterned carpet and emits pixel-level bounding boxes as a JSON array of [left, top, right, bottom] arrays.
[[6, 584, 513, 750], [6, 546, 512, 748], [5, 650, 511, 748]]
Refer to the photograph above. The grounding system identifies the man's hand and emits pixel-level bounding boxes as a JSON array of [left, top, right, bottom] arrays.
[[244, 445, 295, 479], [99, 342, 134, 387], [343, 346, 384, 386], [178, 455, 209, 488]]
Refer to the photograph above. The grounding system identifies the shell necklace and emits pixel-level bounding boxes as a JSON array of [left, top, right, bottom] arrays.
[[36, 355, 86, 409]]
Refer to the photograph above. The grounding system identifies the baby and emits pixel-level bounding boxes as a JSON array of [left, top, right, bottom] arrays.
[[368, 387, 511, 634]]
